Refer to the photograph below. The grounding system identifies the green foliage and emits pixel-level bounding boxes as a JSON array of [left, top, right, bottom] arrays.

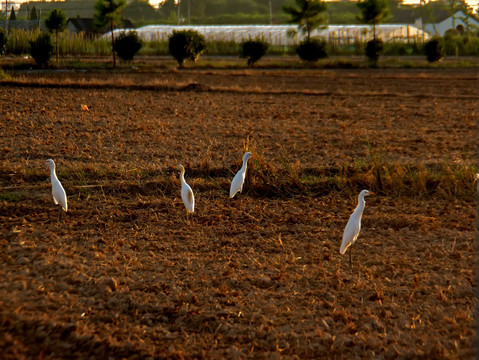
[[94, 0, 126, 67], [94, 0, 126, 28], [30, 6, 38, 20], [203, 40, 239, 56], [296, 38, 327, 62], [382, 42, 420, 56], [283, 0, 327, 41], [45, 9, 67, 33], [123, 0, 161, 22], [5, 29, 112, 56], [46, 9, 68, 62], [9, 7, 16, 21], [365, 38, 384, 64], [357, 0, 390, 25], [442, 33, 479, 56], [113, 31, 143, 61], [357, 0, 390, 39], [168, 30, 206, 67], [424, 37, 444, 62], [0, 29, 7, 56], [29, 32, 54, 67], [240, 39, 269, 67]]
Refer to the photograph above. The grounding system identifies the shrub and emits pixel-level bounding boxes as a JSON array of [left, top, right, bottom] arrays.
[[365, 38, 384, 65], [295, 38, 327, 62], [383, 42, 420, 56], [424, 38, 444, 62], [0, 29, 7, 55], [29, 32, 54, 67], [168, 30, 205, 67], [240, 39, 268, 67], [45, 9, 67, 62], [442, 34, 479, 56], [113, 31, 143, 62]]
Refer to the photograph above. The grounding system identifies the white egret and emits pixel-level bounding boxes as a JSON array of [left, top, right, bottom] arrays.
[[340, 189, 373, 269], [178, 164, 195, 213], [229, 152, 252, 198], [46, 159, 68, 221]]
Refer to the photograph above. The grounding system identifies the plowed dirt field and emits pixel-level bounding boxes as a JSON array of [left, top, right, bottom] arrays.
[[0, 68, 477, 359]]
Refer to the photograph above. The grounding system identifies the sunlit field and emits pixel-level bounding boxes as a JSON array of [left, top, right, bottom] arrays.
[[0, 67, 477, 358]]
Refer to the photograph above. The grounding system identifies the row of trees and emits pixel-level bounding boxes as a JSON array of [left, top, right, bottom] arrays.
[[281, 0, 391, 65], [0, 0, 450, 68], [6, 0, 474, 27]]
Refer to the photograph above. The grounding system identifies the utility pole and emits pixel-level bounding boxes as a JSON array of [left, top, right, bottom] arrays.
[[269, 0, 272, 24], [4, 0, 8, 31], [177, 0, 180, 25]]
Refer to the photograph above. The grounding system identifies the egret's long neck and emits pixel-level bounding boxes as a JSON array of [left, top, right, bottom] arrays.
[[180, 170, 186, 183], [49, 164, 58, 180], [355, 195, 366, 216], [241, 158, 249, 171]]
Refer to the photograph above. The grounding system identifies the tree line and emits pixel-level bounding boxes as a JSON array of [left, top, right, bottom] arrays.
[[2, 0, 468, 69], [5, 0, 472, 27]]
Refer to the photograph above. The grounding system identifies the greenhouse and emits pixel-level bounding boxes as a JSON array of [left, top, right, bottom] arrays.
[[108, 24, 429, 46]]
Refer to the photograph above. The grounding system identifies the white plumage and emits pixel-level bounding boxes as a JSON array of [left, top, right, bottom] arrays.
[[229, 152, 252, 198], [340, 190, 373, 267], [46, 159, 68, 214], [178, 164, 195, 213]]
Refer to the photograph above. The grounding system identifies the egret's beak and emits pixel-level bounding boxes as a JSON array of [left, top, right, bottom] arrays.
[[474, 174, 479, 184]]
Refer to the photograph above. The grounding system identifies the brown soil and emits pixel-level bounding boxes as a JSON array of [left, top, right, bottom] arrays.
[[0, 68, 477, 359]]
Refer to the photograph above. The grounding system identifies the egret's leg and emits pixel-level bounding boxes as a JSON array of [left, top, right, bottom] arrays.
[[58, 208, 62, 223], [349, 246, 352, 270]]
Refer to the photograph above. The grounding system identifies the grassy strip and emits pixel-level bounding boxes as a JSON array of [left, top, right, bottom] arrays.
[[1, 77, 478, 100], [2, 161, 476, 201], [2, 53, 479, 71]]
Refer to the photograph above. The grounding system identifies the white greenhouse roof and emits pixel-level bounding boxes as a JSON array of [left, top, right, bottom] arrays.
[[108, 24, 429, 45]]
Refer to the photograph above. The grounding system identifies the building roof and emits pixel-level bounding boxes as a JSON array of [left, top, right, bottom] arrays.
[[424, 11, 479, 36], [67, 18, 135, 33], [106, 24, 429, 45]]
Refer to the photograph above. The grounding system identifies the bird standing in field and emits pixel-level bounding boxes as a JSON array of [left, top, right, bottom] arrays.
[[340, 189, 373, 269], [178, 164, 195, 214], [46, 159, 68, 221], [229, 152, 252, 198]]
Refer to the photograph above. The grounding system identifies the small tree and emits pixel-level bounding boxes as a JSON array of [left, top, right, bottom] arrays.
[[45, 9, 67, 63], [240, 39, 269, 67], [424, 37, 444, 62], [357, 0, 390, 40], [296, 37, 328, 62], [357, 0, 389, 65], [113, 30, 143, 62], [94, 0, 126, 68], [168, 30, 205, 68], [365, 38, 384, 65], [0, 29, 7, 55], [283, 0, 327, 41], [9, 7, 16, 21], [30, 6, 38, 20], [30, 33, 54, 68]]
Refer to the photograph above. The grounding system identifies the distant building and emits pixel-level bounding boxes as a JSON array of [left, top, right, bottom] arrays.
[[0, 19, 44, 31], [113, 24, 429, 46], [425, 11, 479, 36], [67, 18, 135, 38]]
